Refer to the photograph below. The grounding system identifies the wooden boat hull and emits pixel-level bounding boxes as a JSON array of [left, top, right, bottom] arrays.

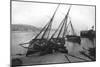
[[66, 35, 81, 44], [48, 38, 68, 53], [39, 38, 68, 56], [26, 38, 68, 56], [26, 39, 48, 56]]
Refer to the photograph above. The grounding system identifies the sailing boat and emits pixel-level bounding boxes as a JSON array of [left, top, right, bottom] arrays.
[[66, 19, 81, 44], [19, 4, 60, 56], [19, 4, 80, 56], [45, 5, 72, 53]]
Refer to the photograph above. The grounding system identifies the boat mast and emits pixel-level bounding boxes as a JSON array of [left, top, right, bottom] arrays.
[[62, 6, 71, 37], [33, 4, 60, 40], [41, 4, 60, 39], [49, 5, 72, 39], [57, 5, 72, 38], [68, 16, 76, 36]]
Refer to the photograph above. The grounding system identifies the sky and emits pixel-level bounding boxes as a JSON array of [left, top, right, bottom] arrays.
[[12, 0, 95, 32]]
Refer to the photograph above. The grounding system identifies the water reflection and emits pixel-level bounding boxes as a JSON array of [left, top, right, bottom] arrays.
[[65, 38, 95, 54]]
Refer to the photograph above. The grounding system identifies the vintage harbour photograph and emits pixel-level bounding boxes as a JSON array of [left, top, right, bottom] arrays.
[[11, 0, 96, 66]]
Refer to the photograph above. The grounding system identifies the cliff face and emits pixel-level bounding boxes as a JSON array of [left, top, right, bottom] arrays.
[[11, 24, 56, 32], [11, 24, 41, 32]]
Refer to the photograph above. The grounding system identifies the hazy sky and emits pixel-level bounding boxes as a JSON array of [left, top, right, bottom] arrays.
[[12, 0, 95, 31]]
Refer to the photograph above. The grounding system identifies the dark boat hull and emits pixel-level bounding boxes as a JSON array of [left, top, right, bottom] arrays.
[[66, 35, 81, 44], [26, 38, 68, 56], [48, 38, 68, 53], [26, 39, 48, 56]]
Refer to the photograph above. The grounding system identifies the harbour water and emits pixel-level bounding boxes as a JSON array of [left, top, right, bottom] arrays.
[[11, 31, 95, 65]]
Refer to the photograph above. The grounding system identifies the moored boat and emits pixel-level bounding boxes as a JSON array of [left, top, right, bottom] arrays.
[[65, 20, 81, 44]]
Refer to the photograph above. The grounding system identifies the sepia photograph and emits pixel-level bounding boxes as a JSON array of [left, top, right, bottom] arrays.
[[11, 0, 96, 67]]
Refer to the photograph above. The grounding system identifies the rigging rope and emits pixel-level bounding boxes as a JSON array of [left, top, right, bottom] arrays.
[[41, 4, 60, 39]]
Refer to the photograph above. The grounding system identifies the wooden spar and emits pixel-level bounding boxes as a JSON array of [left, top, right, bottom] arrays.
[[70, 21, 75, 35], [63, 6, 71, 37], [34, 22, 49, 39], [46, 19, 53, 39], [41, 4, 60, 39], [56, 5, 72, 38], [65, 20, 71, 35], [46, 4, 60, 39], [68, 17, 76, 35], [49, 5, 72, 39], [57, 20, 65, 38], [65, 5, 71, 18], [50, 20, 64, 39], [46, 21, 52, 39], [41, 20, 51, 39], [63, 18, 68, 37], [62, 5, 72, 37]]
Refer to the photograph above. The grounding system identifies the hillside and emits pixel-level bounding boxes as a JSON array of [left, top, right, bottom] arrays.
[[11, 24, 41, 32]]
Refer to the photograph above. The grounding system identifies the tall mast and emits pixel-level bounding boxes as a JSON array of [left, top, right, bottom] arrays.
[[63, 5, 72, 37], [49, 5, 72, 39], [41, 4, 60, 39], [70, 20, 76, 35], [34, 22, 49, 39], [57, 5, 72, 38]]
